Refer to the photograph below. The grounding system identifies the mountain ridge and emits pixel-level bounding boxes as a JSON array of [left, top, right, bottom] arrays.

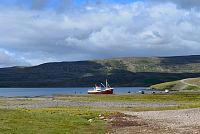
[[1, 55, 200, 87]]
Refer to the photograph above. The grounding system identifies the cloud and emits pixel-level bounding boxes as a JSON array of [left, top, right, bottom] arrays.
[[57, 0, 74, 12], [0, 49, 30, 67], [0, 1, 200, 67], [153, 0, 200, 10]]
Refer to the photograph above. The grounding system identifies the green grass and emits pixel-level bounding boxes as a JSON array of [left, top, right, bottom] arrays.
[[55, 93, 200, 103], [119, 103, 200, 112], [50, 102, 200, 113], [185, 85, 200, 91], [151, 81, 179, 90], [150, 78, 200, 91], [54, 93, 200, 111], [0, 108, 109, 134]]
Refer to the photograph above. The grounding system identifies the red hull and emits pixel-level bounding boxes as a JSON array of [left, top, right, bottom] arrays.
[[88, 89, 113, 94]]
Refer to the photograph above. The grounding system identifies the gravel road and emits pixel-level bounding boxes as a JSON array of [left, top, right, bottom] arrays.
[[113, 108, 200, 134], [0, 98, 177, 109]]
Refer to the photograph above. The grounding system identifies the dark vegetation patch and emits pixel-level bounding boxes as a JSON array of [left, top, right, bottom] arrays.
[[100, 112, 147, 130]]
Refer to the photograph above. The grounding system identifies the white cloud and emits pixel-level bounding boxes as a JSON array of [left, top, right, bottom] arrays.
[[153, 0, 200, 10], [0, 1, 200, 67], [0, 49, 30, 67]]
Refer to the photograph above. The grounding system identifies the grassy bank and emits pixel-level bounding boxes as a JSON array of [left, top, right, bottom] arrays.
[[150, 77, 200, 91], [150, 81, 181, 91], [0, 107, 109, 134], [55, 92, 200, 103], [53, 93, 200, 111]]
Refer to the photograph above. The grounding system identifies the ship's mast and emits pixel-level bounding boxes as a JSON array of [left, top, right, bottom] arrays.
[[106, 79, 108, 88]]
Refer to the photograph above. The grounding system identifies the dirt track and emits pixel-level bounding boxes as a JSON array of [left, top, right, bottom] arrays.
[[181, 78, 200, 88]]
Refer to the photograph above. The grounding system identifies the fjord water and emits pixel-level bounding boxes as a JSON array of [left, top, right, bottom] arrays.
[[0, 87, 148, 97]]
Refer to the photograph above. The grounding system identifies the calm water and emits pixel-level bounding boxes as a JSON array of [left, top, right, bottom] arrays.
[[0, 87, 149, 97]]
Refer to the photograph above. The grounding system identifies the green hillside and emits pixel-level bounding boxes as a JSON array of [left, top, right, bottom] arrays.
[[150, 78, 200, 91], [96, 55, 200, 73], [1, 55, 200, 87]]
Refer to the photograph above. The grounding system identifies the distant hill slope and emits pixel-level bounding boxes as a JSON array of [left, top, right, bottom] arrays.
[[150, 78, 200, 91], [95, 55, 200, 73], [1, 55, 200, 87]]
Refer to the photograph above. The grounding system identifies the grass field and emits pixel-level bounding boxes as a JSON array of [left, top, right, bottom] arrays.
[[0, 107, 109, 134], [150, 81, 181, 91], [150, 77, 200, 91], [55, 92, 200, 103], [53, 93, 200, 112]]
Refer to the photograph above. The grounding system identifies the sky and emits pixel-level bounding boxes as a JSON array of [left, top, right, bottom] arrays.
[[0, 0, 200, 67]]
